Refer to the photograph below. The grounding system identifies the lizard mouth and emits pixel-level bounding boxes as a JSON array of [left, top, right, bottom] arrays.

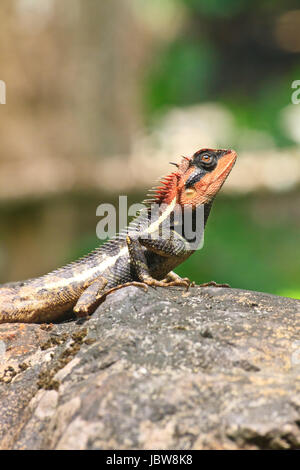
[[214, 149, 237, 182]]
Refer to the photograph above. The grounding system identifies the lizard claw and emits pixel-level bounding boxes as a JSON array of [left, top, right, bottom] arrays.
[[162, 273, 195, 290]]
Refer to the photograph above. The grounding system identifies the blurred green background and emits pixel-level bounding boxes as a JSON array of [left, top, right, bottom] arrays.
[[0, 0, 299, 299]]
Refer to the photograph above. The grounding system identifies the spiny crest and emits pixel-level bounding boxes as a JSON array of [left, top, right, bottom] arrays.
[[143, 171, 179, 205], [142, 156, 191, 205]]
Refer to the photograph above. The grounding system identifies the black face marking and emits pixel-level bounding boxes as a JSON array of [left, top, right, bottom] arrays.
[[192, 149, 227, 172], [185, 149, 229, 189], [185, 168, 206, 189]]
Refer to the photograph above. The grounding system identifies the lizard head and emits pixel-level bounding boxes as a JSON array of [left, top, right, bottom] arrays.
[[149, 148, 237, 207], [178, 148, 237, 206]]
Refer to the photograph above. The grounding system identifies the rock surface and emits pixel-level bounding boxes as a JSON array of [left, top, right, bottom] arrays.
[[0, 285, 299, 450]]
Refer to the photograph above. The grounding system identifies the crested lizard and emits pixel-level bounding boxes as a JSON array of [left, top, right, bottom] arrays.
[[0, 148, 237, 323]]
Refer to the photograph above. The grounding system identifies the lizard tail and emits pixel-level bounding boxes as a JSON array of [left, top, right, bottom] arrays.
[[0, 285, 73, 323]]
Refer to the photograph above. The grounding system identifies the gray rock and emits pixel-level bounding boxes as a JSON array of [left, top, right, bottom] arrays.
[[0, 285, 299, 449]]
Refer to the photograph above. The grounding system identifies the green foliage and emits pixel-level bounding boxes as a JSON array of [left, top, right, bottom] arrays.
[[143, 0, 300, 147], [144, 40, 218, 116], [180, 0, 248, 17], [175, 194, 300, 299], [224, 73, 298, 148], [278, 289, 300, 300]]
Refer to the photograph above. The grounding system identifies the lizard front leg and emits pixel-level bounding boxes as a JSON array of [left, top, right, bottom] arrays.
[[135, 236, 227, 288], [95, 234, 192, 303], [126, 231, 193, 289]]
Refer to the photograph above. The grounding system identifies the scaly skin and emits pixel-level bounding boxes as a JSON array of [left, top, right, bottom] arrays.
[[0, 148, 237, 323]]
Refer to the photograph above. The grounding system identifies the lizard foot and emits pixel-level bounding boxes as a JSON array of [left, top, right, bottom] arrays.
[[199, 280, 231, 288], [142, 277, 194, 291], [163, 272, 195, 290]]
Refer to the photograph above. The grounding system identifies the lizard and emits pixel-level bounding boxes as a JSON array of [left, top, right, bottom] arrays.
[[0, 148, 237, 323]]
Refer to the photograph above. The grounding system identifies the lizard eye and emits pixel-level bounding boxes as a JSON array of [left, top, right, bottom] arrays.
[[201, 154, 212, 163], [199, 153, 216, 170], [192, 150, 217, 171]]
